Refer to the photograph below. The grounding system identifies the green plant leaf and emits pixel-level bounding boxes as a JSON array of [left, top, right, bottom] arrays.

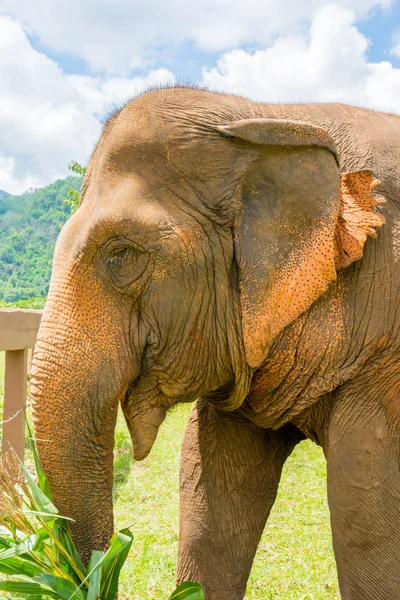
[[0, 532, 15, 549], [27, 423, 53, 501], [38, 524, 85, 585], [169, 582, 205, 600], [24, 510, 73, 521], [7, 597, 49, 600], [100, 529, 133, 600], [0, 433, 137, 600], [53, 521, 85, 581], [0, 533, 43, 561], [35, 573, 86, 600], [17, 457, 58, 518], [6, 597, 47, 600], [0, 554, 43, 577], [86, 550, 104, 600], [68, 529, 133, 600], [0, 580, 60, 598]]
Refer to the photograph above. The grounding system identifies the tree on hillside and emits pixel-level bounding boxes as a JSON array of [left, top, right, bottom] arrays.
[[64, 161, 87, 214], [0, 170, 83, 303]]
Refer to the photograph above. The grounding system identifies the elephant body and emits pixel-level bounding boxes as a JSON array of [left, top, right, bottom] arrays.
[[30, 88, 400, 599]]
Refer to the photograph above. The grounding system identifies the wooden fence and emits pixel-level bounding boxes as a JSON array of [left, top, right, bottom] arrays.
[[0, 309, 43, 464]]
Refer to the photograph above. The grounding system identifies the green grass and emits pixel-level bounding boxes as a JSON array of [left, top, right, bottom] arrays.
[[0, 352, 339, 598]]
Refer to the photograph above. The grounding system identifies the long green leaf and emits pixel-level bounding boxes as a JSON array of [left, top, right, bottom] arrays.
[[86, 550, 104, 600], [26, 421, 53, 501], [67, 529, 133, 600], [0, 554, 43, 577], [99, 529, 133, 600], [24, 511, 73, 521], [7, 597, 48, 600], [35, 573, 86, 600], [53, 521, 85, 579], [0, 580, 60, 598], [40, 521, 86, 584], [16, 457, 58, 518], [0, 532, 15, 549], [169, 582, 205, 599], [0, 533, 43, 561], [31, 443, 52, 501], [5, 596, 48, 600]]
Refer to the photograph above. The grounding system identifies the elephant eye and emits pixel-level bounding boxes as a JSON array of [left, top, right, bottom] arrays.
[[102, 241, 150, 291], [107, 247, 135, 276]]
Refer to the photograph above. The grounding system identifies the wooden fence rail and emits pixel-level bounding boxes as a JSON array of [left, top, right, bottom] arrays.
[[0, 309, 43, 464]]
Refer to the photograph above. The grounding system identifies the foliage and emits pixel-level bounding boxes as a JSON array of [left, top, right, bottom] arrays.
[[0, 177, 82, 304], [64, 162, 87, 215], [0, 298, 46, 310], [169, 583, 204, 599], [68, 162, 87, 178], [0, 435, 204, 600], [0, 160, 88, 304], [0, 436, 133, 599]]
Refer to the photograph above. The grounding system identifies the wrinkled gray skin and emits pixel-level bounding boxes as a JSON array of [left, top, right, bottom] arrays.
[[30, 88, 400, 600]]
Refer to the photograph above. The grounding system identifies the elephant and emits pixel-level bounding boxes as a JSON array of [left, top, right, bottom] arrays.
[[30, 86, 400, 600]]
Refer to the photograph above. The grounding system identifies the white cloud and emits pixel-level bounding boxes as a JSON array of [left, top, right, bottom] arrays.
[[391, 29, 400, 58], [1, 0, 391, 74], [0, 16, 174, 194], [202, 5, 400, 113], [66, 69, 175, 116]]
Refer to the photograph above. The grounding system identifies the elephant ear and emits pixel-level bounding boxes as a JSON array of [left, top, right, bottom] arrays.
[[334, 170, 386, 269], [216, 118, 385, 368]]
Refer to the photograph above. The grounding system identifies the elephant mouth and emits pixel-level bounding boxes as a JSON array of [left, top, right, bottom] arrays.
[[121, 383, 168, 461]]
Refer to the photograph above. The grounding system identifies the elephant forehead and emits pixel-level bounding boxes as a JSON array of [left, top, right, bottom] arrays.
[[84, 176, 171, 228], [103, 128, 223, 180], [100, 103, 177, 160], [98, 102, 238, 184]]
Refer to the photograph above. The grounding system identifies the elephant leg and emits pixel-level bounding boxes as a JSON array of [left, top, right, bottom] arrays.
[[177, 399, 304, 600], [323, 384, 400, 600]]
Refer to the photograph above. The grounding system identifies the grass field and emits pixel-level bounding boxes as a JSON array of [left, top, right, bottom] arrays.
[[0, 351, 340, 599]]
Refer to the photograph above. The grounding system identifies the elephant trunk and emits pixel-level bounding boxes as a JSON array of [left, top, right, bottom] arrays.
[[30, 297, 127, 564]]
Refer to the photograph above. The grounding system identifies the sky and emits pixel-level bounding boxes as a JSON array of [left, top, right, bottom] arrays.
[[0, 0, 399, 195]]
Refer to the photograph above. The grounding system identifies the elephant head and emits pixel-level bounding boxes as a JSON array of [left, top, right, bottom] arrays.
[[30, 88, 384, 561]]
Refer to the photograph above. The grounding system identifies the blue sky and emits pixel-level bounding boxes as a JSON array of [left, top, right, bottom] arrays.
[[358, 1, 400, 62], [0, 0, 399, 194]]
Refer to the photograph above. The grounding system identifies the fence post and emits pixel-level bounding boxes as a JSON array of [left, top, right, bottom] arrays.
[[2, 349, 28, 465], [0, 309, 42, 469]]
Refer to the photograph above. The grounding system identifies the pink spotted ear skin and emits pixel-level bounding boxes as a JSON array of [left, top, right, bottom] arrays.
[[334, 170, 386, 270]]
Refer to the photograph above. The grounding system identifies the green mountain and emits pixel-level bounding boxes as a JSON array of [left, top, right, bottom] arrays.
[[0, 176, 82, 303], [0, 190, 13, 215]]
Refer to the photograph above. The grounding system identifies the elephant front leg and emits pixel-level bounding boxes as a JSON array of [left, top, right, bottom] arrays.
[[177, 399, 304, 600], [324, 383, 400, 600]]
